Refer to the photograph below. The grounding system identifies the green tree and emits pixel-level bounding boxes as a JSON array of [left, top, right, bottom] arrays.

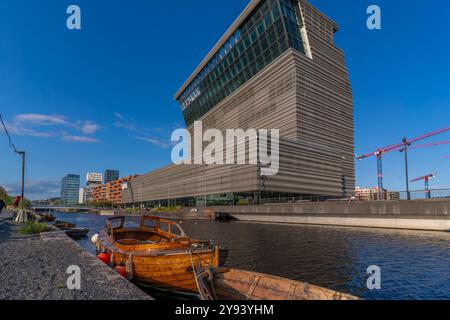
[[0, 186, 13, 205], [0, 185, 31, 208], [87, 200, 115, 208]]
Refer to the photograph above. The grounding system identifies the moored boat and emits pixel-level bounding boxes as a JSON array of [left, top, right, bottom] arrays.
[[65, 228, 89, 239], [54, 221, 76, 229], [94, 216, 220, 295], [194, 267, 359, 301], [35, 213, 56, 222]]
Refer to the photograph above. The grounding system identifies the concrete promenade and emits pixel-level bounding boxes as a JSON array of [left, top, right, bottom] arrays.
[[215, 200, 450, 231], [0, 210, 151, 300]]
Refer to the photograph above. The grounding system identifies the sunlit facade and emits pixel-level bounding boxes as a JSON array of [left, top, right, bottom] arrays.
[[61, 174, 80, 206]]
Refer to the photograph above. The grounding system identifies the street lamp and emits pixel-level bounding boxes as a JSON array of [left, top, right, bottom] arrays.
[[0, 113, 29, 222], [14, 150, 30, 223]]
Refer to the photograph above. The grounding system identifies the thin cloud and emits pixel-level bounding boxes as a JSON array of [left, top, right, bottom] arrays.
[[15, 113, 69, 126], [2, 113, 102, 142], [78, 121, 102, 134], [114, 112, 173, 149], [1, 121, 54, 138], [2, 179, 61, 200], [62, 135, 101, 143], [134, 136, 172, 149], [114, 112, 138, 131]]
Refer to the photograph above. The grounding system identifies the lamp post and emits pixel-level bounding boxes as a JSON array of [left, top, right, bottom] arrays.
[[14, 150, 29, 223]]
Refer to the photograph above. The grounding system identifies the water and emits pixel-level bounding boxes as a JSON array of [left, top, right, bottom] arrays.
[[55, 213, 450, 300]]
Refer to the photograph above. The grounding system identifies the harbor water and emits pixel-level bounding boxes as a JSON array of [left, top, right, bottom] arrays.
[[55, 212, 450, 300]]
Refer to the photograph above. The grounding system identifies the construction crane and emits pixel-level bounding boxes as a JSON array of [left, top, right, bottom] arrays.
[[410, 174, 437, 199], [357, 127, 450, 200], [402, 140, 450, 151]]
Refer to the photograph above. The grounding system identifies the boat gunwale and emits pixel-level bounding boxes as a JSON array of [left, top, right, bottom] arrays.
[[98, 226, 216, 258]]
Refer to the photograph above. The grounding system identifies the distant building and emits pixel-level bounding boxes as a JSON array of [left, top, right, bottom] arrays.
[[86, 172, 103, 186], [79, 185, 96, 204], [79, 188, 85, 204], [61, 174, 80, 206], [92, 175, 139, 205], [92, 184, 107, 203], [31, 197, 62, 206], [355, 187, 400, 201], [104, 170, 120, 184]]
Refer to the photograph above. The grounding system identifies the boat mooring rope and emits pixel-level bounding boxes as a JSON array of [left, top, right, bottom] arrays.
[[125, 253, 134, 281], [109, 251, 115, 267]]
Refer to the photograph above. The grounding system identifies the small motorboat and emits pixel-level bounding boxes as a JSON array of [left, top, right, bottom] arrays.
[[65, 228, 89, 239], [193, 267, 359, 301], [54, 221, 76, 230], [93, 216, 220, 295]]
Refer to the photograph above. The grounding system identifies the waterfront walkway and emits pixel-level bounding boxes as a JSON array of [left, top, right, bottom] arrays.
[[0, 211, 151, 300]]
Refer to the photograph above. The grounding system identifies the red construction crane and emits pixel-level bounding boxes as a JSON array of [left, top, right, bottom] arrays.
[[357, 127, 450, 200], [405, 140, 450, 151], [410, 174, 436, 199]]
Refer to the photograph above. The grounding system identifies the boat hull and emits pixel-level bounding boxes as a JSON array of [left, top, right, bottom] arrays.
[[97, 216, 220, 295], [98, 238, 219, 294], [212, 269, 359, 300]]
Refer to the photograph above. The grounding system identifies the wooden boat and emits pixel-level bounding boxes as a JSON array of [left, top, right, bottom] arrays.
[[65, 228, 89, 239], [54, 221, 76, 229], [96, 216, 219, 295], [36, 213, 56, 222], [194, 267, 359, 301]]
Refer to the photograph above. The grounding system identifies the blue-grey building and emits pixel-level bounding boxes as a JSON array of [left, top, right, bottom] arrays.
[[61, 174, 80, 206], [104, 169, 120, 183]]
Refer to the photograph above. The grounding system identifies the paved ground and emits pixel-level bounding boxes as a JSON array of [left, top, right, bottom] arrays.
[[0, 210, 151, 300]]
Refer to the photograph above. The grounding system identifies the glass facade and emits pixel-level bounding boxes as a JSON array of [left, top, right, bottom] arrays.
[[61, 174, 80, 206], [104, 169, 120, 183], [178, 0, 305, 127]]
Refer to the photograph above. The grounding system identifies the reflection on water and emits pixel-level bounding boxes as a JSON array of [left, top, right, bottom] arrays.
[[55, 213, 450, 300]]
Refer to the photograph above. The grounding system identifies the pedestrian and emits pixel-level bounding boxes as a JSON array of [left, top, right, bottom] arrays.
[[0, 199, 6, 214]]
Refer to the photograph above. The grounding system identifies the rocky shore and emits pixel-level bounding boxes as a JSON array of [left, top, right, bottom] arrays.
[[0, 210, 151, 300]]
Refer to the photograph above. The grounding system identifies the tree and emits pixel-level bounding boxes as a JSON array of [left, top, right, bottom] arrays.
[[0, 185, 31, 208], [0, 186, 13, 205]]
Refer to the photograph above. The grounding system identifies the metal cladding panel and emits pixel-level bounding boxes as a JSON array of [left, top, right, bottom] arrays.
[[188, 49, 299, 140], [123, 164, 259, 204], [295, 0, 355, 193], [263, 139, 344, 196]]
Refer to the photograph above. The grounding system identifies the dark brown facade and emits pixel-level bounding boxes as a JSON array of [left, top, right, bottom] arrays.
[[123, 0, 354, 205]]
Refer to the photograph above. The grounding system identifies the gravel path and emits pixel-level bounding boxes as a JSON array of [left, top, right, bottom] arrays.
[[0, 211, 151, 300]]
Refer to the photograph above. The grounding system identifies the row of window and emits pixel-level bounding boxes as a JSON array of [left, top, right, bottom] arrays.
[[179, 0, 305, 126], [180, 29, 242, 110], [180, 0, 282, 110]]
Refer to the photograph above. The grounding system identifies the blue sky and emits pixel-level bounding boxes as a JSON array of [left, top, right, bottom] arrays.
[[0, 0, 449, 199]]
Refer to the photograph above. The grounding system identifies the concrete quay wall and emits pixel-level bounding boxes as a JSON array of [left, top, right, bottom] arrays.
[[214, 200, 450, 231], [0, 211, 151, 300]]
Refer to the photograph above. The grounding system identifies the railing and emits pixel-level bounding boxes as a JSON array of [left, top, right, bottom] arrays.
[[250, 189, 450, 205], [396, 189, 450, 201], [257, 195, 329, 205]]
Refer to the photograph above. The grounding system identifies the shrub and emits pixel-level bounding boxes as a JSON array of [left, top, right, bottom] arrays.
[[20, 221, 51, 235]]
